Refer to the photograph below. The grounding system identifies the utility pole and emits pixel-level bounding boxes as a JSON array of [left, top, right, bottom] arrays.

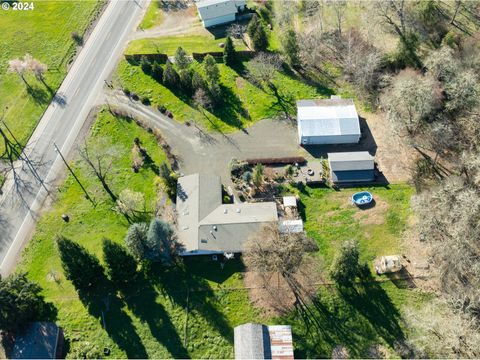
[[1, 120, 50, 195], [53, 142, 95, 206]]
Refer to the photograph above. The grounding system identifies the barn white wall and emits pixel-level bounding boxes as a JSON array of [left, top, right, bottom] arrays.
[[202, 13, 236, 27]]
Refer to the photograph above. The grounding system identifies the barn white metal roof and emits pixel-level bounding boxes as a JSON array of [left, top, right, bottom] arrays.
[[297, 98, 360, 137]]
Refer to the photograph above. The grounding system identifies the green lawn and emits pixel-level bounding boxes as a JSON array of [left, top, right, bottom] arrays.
[[295, 184, 414, 268], [126, 35, 247, 55], [0, 0, 102, 151], [116, 57, 332, 132], [18, 109, 264, 358], [138, 0, 164, 30]]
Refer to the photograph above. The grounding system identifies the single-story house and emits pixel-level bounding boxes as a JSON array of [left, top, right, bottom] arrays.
[[11, 322, 64, 359], [234, 323, 294, 360], [328, 151, 375, 183], [196, 0, 246, 27], [176, 174, 278, 255], [297, 96, 361, 145]]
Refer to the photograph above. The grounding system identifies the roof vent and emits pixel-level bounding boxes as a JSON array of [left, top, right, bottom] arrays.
[[182, 226, 189, 230], [213, 225, 217, 231], [183, 211, 189, 216], [236, 208, 241, 213], [223, 208, 228, 214]]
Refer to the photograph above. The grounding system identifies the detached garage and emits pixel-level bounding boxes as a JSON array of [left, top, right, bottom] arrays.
[[328, 151, 375, 183], [297, 97, 361, 145]]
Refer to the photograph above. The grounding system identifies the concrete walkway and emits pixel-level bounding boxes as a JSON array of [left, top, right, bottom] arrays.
[[105, 93, 306, 185]]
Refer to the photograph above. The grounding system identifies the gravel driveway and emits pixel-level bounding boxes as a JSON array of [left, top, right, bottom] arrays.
[[106, 93, 307, 185]]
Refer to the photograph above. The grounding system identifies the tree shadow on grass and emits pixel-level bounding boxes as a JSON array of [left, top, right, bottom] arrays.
[[207, 84, 250, 129], [337, 270, 406, 348], [148, 260, 235, 344], [121, 272, 190, 359], [78, 282, 149, 358], [60, 240, 148, 358], [26, 85, 50, 105]]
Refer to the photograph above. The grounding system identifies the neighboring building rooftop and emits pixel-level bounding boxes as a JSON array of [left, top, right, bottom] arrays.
[[176, 174, 278, 255], [11, 322, 63, 359], [296, 98, 360, 137], [234, 323, 294, 360], [196, 0, 238, 21]]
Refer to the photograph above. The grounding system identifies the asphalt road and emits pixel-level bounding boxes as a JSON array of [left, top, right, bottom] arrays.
[[0, 0, 147, 276]]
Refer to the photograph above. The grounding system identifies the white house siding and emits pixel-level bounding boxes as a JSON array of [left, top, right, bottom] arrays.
[[299, 133, 360, 145], [202, 13, 236, 27]]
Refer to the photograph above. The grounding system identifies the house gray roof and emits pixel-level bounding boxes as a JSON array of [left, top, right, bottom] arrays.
[[196, 0, 238, 20], [176, 174, 278, 254], [297, 98, 360, 137], [234, 323, 294, 360], [328, 151, 374, 171], [12, 322, 62, 359]]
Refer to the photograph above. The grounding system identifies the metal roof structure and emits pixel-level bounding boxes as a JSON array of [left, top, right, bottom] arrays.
[[234, 323, 294, 360], [196, 0, 238, 21], [328, 152, 375, 183], [297, 98, 360, 137], [328, 151, 374, 171], [176, 174, 278, 255], [12, 322, 63, 359], [282, 196, 297, 208]]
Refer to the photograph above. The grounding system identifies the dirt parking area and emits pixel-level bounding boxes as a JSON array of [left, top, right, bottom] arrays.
[[359, 110, 416, 183]]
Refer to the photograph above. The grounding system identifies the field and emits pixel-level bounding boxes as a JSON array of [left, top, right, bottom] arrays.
[[116, 56, 332, 132], [138, 1, 164, 30], [125, 35, 247, 55], [0, 0, 101, 150]]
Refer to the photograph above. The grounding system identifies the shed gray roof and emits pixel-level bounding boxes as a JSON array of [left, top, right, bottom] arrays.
[[297, 98, 360, 137], [328, 151, 374, 171], [176, 174, 278, 254], [12, 322, 62, 359], [196, 0, 238, 20]]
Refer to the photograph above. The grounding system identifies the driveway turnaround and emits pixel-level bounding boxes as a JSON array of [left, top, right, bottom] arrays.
[[105, 93, 306, 185], [0, 0, 147, 276]]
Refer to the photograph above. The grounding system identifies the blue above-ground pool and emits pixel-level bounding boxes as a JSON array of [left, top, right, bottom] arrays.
[[352, 191, 373, 206]]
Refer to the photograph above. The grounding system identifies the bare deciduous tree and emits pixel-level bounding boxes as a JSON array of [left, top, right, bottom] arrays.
[[115, 188, 147, 220], [244, 224, 320, 312], [78, 137, 121, 202]]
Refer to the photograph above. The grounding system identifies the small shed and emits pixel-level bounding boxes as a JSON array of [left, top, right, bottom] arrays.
[[196, 0, 245, 27], [279, 219, 304, 233], [328, 151, 375, 183], [297, 97, 361, 145], [283, 196, 297, 208], [11, 322, 64, 359], [234, 323, 294, 360]]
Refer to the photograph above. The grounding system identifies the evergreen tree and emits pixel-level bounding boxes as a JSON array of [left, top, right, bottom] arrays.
[[203, 55, 220, 84], [282, 29, 300, 67], [223, 36, 236, 66], [102, 239, 137, 286], [163, 61, 180, 88], [174, 46, 190, 70], [179, 68, 192, 93], [247, 14, 268, 51], [151, 61, 163, 82], [56, 236, 104, 291], [146, 218, 176, 264], [0, 273, 45, 332], [252, 22, 268, 51], [125, 222, 148, 260], [140, 55, 152, 74], [247, 14, 261, 40], [191, 70, 206, 90]]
